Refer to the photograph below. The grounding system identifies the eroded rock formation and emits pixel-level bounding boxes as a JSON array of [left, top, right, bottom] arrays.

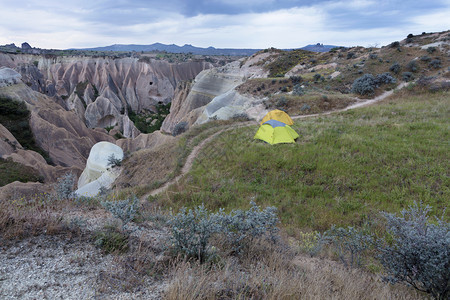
[[0, 53, 213, 138]]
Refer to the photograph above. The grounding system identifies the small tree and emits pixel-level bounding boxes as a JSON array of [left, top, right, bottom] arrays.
[[376, 203, 449, 300]]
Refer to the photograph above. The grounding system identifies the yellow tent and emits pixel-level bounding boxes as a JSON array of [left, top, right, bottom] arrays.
[[260, 109, 294, 126], [254, 120, 299, 145]]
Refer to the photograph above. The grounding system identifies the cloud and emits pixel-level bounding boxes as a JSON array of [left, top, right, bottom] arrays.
[[0, 0, 448, 49]]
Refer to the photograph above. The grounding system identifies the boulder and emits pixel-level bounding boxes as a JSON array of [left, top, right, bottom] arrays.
[[0, 67, 22, 87], [75, 142, 124, 197]]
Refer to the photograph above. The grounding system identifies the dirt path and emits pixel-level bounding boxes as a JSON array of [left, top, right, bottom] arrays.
[[141, 85, 405, 200]]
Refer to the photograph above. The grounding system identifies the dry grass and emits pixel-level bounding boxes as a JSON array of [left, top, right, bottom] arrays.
[[0, 193, 78, 239], [164, 238, 425, 300]]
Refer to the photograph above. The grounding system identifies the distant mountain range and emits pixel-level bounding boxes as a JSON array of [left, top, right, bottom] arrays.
[[0, 42, 341, 56], [74, 43, 340, 55]]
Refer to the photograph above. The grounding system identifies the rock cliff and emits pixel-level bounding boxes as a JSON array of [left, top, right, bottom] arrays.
[[161, 53, 271, 133], [0, 54, 213, 138]]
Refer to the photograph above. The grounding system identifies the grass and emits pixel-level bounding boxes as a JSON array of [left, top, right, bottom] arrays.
[[156, 91, 449, 233]]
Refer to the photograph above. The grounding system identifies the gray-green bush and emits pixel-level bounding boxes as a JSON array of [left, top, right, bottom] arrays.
[[102, 195, 139, 226], [351, 74, 377, 95], [390, 62, 401, 74], [168, 204, 220, 262], [214, 201, 279, 255], [324, 225, 373, 268], [167, 202, 280, 262], [376, 72, 397, 85], [55, 172, 76, 200], [376, 203, 449, 300]]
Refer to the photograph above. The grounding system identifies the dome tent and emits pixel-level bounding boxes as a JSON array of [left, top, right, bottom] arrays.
[[260, 109, 294, 126], [254, 119, 299, 145]]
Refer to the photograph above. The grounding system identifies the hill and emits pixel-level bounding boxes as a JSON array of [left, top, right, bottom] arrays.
[[0, 30, 448, 299]]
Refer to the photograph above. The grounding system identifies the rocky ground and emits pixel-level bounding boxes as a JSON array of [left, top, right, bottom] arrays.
[[0, 213, 170, 299]]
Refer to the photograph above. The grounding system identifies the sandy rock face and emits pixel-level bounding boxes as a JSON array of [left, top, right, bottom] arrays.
[[76, 142, 124, 197], [161, 54, 270, 133], [161, 62, 246, 133]]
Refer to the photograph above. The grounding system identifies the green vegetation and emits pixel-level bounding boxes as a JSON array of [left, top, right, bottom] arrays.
[[0, 158, 43, 186], [156, 91, 449, 233], [128, 102, 171, 133], [0, 96, 51, 163]]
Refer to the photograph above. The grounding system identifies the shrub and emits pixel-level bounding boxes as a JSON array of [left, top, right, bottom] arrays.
[[376, 72, 397, 85], [276, 96, 288, 108], [231, 113, 250, 121], [168, 202, 280, 262], [369, 53, 378, 59], [429, 59, 441, 69], [402, 72, 414, 82], [290, 75, 302, 85], [292, 84, 304, 96], [313, 74, 322, 82], [347, 52, 356, 59], [427, 47, 436, 54], [376, 203, 449, 300], [406, 60, 418, 72], [407, 33, 414, 38], [101, 195, 139, 226], [351, 74, 377, 95], [420, 56, 432, 62], [55, 172, 76, 200], [389, 41, 400, 48], [389, 62, 401, 74], [172, 121, 188, 136], [324, 225, 373, 268], [167, 204, 221, 262], [94, 226, 129, 254], [107, 153, 122, 167], [213, 201, 279, 255]]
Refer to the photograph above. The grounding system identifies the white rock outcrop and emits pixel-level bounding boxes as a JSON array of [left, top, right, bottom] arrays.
[[75, 142, 123, 197], [0, 67, 22, 87]]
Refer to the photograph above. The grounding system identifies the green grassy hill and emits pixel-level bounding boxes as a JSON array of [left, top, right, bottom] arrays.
[[153, 89, 449, 233]]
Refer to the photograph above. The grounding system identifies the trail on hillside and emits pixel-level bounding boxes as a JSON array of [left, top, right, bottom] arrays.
[[141, 85, 405, 201]]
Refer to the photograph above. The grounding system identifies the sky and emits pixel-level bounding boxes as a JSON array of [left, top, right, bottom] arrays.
[[0, 0, 449, 50]]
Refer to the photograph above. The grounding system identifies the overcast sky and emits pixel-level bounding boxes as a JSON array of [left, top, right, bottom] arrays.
[[0, 0, 449, 49]]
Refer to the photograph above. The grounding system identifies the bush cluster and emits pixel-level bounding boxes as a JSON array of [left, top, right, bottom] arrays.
[[429, 59, 441, 69], [406, 60, 419, 72], [389, 62, 401, 74], [328, 203, 449, 299], [375, 72, 397, 85], [101, 195, 139, 226], [376, 203, 449, 300], [167, 202, 279, 262], [292, 84, 304, 96], [351, 74, 377, 95], [402, 72, 414, 82]]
